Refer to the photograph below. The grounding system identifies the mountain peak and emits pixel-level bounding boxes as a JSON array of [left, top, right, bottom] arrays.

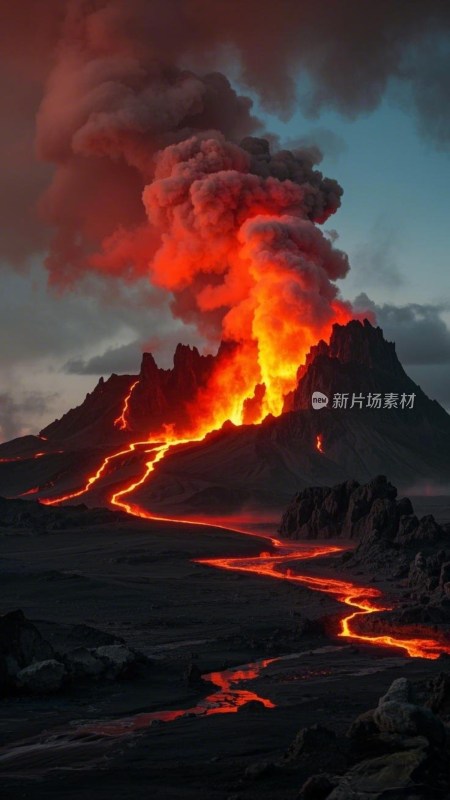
[[284, 318, 413, 413]]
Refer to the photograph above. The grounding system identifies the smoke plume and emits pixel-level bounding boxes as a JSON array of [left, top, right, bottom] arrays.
[[1, 0, 448, 429]]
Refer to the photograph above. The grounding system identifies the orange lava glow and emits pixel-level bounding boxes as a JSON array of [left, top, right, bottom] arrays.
[[40, 430, 450, 660], [82, 656, 277, 736], [198, 549, 450, 660], [316, 433, 324, 453], [0, 450, 62, 463], [114, 380, 139, 431]]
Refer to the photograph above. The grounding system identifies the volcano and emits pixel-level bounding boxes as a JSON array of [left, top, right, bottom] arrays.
[[1, 319, 450, 515]]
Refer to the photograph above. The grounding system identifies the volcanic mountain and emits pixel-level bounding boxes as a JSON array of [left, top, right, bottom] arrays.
[[1, 320, 450, 514]]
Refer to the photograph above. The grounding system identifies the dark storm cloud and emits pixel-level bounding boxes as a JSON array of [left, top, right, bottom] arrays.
[[65, 341, 143, 376], [0, 264, 201, 371], [352, 222, 405, 290], [354, 294, 450, 366], [0, 390, 58, 441], [0, 0, 449, 275]]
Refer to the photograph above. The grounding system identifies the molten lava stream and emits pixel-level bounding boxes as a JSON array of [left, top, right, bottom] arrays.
[[114, 380, 139, 431], [198, 552, 450, 660], [41, 425, 450, 661], [80, 657, 277, 737]]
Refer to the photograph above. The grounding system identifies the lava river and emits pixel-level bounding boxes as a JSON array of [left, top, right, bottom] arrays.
[[1, 424, 447, 745], [39, 431, 450, 664]]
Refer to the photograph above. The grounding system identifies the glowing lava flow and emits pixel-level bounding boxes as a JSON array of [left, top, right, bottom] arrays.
[[0, 451, 62, 463], [114, 380, 139, 430], [198, 550, 450, 660], [82, 657, 277, 737], [316, 434, 324, 453], [0, 453, 45, 463], [40, 440, 161, 507], [40, 430, 450, 660]]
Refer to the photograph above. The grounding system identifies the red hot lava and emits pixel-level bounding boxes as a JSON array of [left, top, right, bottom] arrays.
[[114, 380, 140, 431]]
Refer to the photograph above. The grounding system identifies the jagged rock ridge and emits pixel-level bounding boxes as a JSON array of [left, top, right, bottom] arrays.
[[2, 320, 450, 508]]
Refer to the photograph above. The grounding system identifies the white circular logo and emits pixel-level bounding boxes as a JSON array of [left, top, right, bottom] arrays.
[[312, 391, 329, 410]]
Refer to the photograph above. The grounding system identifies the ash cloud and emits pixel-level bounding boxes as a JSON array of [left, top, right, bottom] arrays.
[[1, 0, 449, 277], [0, 390, 59, 441]]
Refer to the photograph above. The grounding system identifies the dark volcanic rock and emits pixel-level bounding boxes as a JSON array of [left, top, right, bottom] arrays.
[[0, 495, 129, 533], [285, 319, 450, 430], [279, 474, 441, 546], [3, 319, 450, 511], [15, 659, 66, 693], [41, 373, 136, 447], [0, 609, 54, 693], [126, 342, 238, 435], [304, 675, 450, 800]]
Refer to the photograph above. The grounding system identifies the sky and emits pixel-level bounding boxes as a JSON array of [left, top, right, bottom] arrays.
[[1, 0, 450, 441]]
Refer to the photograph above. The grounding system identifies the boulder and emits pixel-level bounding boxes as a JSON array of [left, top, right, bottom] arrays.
[[378, 677, 413, 706], [425, 672, 450, 719], [328, 746, 428, 799], [0, 609, 54, 692], [373, 701, 445, 746], [94, 644, 135, 678], [15, 659, 66, 693], [64, 646, 106, 679], [285, 724, 338, 760], [297, 773, 337, 799]]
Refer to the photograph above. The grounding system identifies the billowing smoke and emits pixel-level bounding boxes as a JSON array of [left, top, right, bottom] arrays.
[[1, 0, 448, 430], [143, 133, 351, 420], [1, 0, 449, 273]]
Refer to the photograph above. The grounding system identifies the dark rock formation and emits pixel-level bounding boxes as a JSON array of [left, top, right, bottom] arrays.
[[285, 319, 450, 432], [0, 610, 145, 695], [0, 496, 129, 533], [296, 675, 450, 800], [0, 610, 55, 694], [41, 373, 136, 447], [279, 475, 445, 545], [125, 344, 219, 434], [3, 319, 450, 509], [34, 341, 239, 446]]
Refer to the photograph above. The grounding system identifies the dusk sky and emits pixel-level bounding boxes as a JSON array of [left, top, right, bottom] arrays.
[[1, 1, 450, 440]]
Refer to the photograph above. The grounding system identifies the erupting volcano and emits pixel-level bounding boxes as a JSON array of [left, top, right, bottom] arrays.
[[2, 3, 450, 796]]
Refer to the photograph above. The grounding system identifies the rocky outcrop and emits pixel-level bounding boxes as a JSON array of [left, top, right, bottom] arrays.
[[0, 609, 55, 693], [0, 610, 144, 695], [3, 320, 450, 510], [38, 341, 239, 444], [0, 496, 129, 533], [279, 475, 446, 545], [244, 674, 450, 798], [124, 345, 216, 433], [15, 659, 66, 693], [41, 373, 136, 447], [295, 675, 450, 800]]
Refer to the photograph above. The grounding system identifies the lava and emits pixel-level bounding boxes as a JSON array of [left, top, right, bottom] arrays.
[[198, 550, 450, 660], [40, 440, 161, 506], [316, 434, 324, 453], [84, 657, 277, 737], [114, 380, 139, 431], [40, 431, 450, 660], [0, 451, 62, 463]]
